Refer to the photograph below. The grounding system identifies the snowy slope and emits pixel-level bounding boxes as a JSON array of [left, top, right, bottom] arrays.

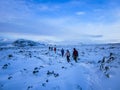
[[0, 42, 120, 90]]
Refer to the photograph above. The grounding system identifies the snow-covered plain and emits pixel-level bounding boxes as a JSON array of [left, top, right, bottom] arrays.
[[0, 40, 120, 90]]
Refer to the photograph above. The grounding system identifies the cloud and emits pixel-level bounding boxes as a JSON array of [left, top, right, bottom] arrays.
[[0, 0, 120, 43], [0, 0, 32, 23], [0, 32, 63, 42], [85, 35, 103, 38], [76, 11, 86, 15]]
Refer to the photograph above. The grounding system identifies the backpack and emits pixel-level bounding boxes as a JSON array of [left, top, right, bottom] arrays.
[[73, 50, 78, 56]]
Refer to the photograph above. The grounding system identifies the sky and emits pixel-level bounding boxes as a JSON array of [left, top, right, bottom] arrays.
[[0, 0, 120, 43]]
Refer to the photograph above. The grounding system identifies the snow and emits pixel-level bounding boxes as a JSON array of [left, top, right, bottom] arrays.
[[0, 40, 120, 90]]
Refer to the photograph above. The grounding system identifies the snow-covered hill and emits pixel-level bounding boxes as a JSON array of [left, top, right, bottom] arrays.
[[13, 39, 45, 47], [0, 42, 120, 90], [0, 39, 46, 48]]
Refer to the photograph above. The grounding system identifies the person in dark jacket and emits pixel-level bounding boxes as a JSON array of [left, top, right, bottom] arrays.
[[72, 48, 78, 62], [65, 50, 70, 63], [49, 46, 51, 51], [54, 47, 56, 53], [61, 48, 64, 57]]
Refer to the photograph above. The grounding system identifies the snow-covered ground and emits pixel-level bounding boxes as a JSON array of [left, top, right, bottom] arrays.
[[0, 40, 120, 90]]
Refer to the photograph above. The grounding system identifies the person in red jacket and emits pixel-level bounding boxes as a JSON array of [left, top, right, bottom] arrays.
[[72, 48, 78, 62]]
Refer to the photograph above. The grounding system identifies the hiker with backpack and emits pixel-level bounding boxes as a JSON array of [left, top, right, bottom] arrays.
[[72, 48, 78, 62], [54, 47, 56, 53], [65, 50, 70, 63], [61, 48, 64, 57]]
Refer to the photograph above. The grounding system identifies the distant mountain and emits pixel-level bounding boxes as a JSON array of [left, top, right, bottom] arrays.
[[0, 37, 13, 42], [12, 39, 45, 47], [0, 38, 13, 47]]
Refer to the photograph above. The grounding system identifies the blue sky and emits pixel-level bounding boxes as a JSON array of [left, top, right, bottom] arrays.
[[0, 0, 120, 43]]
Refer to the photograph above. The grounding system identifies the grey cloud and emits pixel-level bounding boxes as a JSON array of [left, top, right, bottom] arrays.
[[85, 35, 103, 38]]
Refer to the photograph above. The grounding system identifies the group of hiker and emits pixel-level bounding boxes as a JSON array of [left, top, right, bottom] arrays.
[[63, 48, 79, 63], [49, 46, 56, 53], [49, 46, 79, 63]]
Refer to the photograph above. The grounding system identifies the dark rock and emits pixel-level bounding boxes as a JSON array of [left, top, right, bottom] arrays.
[[46, 79, 49, 82], [42, 83, 46, 87], [8, 54, 13, 58], [2, 64, 8, 69], [33, 70, 39, 74], [54, 73, 59, 77], [8, 76, 12, 80]]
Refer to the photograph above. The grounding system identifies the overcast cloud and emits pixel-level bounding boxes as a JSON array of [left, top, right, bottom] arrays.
[[0, 0, 120, 43]]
